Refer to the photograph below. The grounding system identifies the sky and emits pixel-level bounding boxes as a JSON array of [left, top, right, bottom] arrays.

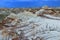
[[1, 0, 60, 2], [0, 0, 60, 8]]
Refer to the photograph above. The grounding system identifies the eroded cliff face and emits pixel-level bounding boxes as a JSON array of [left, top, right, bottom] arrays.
[[0, 8, 60, 40]]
